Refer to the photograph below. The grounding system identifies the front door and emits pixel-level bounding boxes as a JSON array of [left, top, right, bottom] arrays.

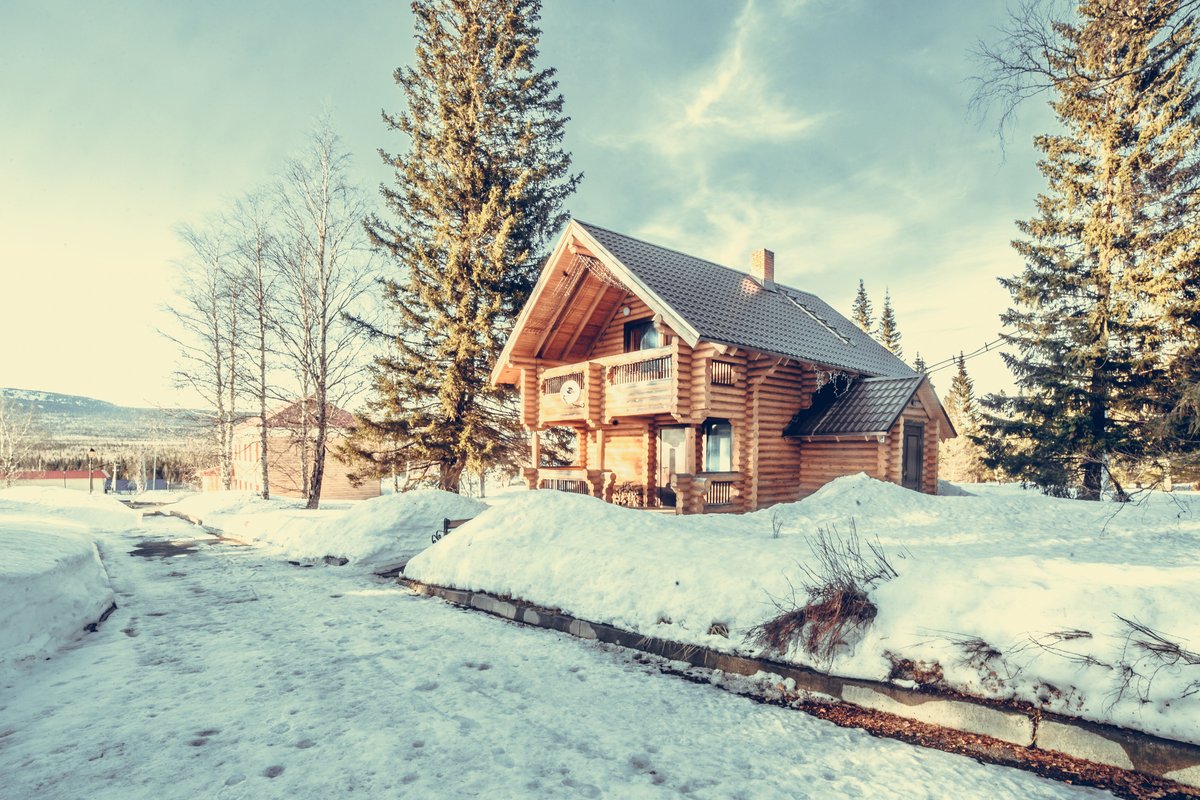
[[902, 422, 924, 491], [657, 426, 687, 507]]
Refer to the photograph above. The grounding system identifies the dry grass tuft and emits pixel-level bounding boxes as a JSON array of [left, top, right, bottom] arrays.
[[748, 523, 898, 662]]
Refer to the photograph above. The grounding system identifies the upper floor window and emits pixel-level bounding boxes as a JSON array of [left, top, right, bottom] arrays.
[[623, 319, 661, 352], [703, 418, 733, 472]]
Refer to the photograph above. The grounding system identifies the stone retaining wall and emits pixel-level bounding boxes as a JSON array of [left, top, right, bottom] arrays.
[[400, 577, 1200, 791]]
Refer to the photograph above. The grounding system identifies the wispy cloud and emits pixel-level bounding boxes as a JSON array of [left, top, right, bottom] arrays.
[[602, 0, 824, 158]]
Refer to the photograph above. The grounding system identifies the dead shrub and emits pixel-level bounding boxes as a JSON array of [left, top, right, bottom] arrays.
[[885, 652, 946, 687], [747, 523, 898, 663]]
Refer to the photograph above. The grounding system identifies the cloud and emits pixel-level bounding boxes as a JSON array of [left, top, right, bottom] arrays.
[[602, 0, 824, 159]]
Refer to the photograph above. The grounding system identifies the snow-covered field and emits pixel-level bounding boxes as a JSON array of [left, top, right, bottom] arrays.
[[0, 488, 137, 666], [0, 511, 1102, 799], [166, 489, 485, 568], [405, 475, 1200, 744]]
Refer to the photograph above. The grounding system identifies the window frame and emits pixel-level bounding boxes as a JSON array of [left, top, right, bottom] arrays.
[[623, 319, 661, 352], [702, 418, 734, 473]]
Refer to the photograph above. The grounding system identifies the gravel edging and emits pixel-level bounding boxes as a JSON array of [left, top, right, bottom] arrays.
[[400, 577, 1200, 798]]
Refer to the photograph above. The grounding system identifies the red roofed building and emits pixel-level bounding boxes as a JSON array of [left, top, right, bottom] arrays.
[[210, 398, 378, 502], [3, 470, 109, 492]]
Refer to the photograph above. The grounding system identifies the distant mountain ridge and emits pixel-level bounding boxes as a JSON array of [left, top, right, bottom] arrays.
[[0, 387, 207, 445]]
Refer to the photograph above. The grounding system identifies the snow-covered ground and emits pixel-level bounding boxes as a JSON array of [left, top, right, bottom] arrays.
[[166, 489, 484, 568], [406, 475, 1200, 744], [0, 488, 137, 666], [0, 513, 1103, 799]]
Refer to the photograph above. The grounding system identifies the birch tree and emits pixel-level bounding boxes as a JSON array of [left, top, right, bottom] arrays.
[[0, 395, 42, 486], [166, 225, 240, 489], [274, 120, 374, 509], [229, 192, 278, 500]]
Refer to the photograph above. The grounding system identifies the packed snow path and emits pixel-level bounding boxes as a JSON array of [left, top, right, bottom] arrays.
[[0, 517, 1107, 799]]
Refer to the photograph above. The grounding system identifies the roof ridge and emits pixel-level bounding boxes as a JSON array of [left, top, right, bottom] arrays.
[[577, 219, 803, 289]]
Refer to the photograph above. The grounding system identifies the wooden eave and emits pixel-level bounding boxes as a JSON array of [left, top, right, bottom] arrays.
[[867, 377, 956, 442], [917, 379, 957, 440], [491, 220, 700, 386]]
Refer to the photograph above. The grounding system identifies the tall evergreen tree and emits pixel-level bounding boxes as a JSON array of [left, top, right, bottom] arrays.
[[877, 289, 903, 358], [947, 353, 975, 426], [912, 352, 927, 373], [359, 0, 581, 492], [941, 353, 989, 482], [976, 0, 1200, 498], [851, 279, 873, 333]]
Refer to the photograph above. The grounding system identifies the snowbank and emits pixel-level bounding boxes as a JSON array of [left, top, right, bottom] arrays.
[[172, 489, 486, 567], [0, 488, 135, 666], [405, 475, 1200, 743], [0, 486, 140, 532]]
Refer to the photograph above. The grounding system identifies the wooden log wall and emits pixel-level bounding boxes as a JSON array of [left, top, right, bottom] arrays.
[[878, 396, 940, 494], [603, 428, 649, 493], [797, 439, 883, 498], [588, 293, 654, 358], [740, 357, 812, 510]]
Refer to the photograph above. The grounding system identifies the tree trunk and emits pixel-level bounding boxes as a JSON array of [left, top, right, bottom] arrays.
[[439, 459, 464, 493], [307, 398, 328, 510]]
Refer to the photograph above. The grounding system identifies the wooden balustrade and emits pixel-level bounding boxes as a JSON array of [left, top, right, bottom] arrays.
[[705, 479, 734, 506], [543, 370, 584, 395], [542, 478, 590, 495], [607, 354, 672, 385], [709, 360, 737, 386]]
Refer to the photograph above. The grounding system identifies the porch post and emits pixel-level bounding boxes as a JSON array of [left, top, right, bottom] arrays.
[[683, 425, 697, 475]]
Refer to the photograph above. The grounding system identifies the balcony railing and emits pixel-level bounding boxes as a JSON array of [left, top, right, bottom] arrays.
[[705, 479, 734, 506], [608, 354, 672, 385], [597, 345, 675, 419], [538, 345, 677, 423], [543, 370, 584, 396], [539, 364, 590, 423]]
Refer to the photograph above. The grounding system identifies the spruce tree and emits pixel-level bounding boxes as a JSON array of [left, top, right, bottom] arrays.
[[977, 0, 1200, 498], [912, 352, 927, 373], [877, 290, 902, 359], [851, 279, 873, 333], [947, 354, 973, 421], [359, 0, 581, 492], [941, 353, 988, 482]]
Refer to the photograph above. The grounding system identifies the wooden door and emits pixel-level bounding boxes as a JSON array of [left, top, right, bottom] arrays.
[[902, 422, 924, 491], [657, 426, 686, 507]]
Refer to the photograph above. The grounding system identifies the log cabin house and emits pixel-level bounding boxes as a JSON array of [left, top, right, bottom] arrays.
[[492, 220, 955, 514]]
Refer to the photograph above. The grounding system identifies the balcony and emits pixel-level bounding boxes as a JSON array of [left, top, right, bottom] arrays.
[[539, 364, 591, 423], [538, 345, 676, 425]]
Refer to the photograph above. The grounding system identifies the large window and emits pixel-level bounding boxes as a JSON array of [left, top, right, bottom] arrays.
[[703, 419, 733, 472], [623, 319, 661, 352]]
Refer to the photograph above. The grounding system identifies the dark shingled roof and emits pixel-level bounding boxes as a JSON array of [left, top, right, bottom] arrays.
[[578, 221, 916, 379], [784, 376, 925, 437]]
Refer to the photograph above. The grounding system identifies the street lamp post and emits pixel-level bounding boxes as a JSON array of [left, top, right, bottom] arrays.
[[88, 448, 96, 494]]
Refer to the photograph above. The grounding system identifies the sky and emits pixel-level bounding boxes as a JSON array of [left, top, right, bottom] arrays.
[[0, 0, 1058, 409]]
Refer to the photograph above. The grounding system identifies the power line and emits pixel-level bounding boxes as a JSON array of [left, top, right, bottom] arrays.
[[922, 334, 1011, 375]]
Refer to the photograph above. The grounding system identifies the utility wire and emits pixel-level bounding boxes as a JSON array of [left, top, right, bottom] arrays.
[[922, 334, 1011, 375]]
